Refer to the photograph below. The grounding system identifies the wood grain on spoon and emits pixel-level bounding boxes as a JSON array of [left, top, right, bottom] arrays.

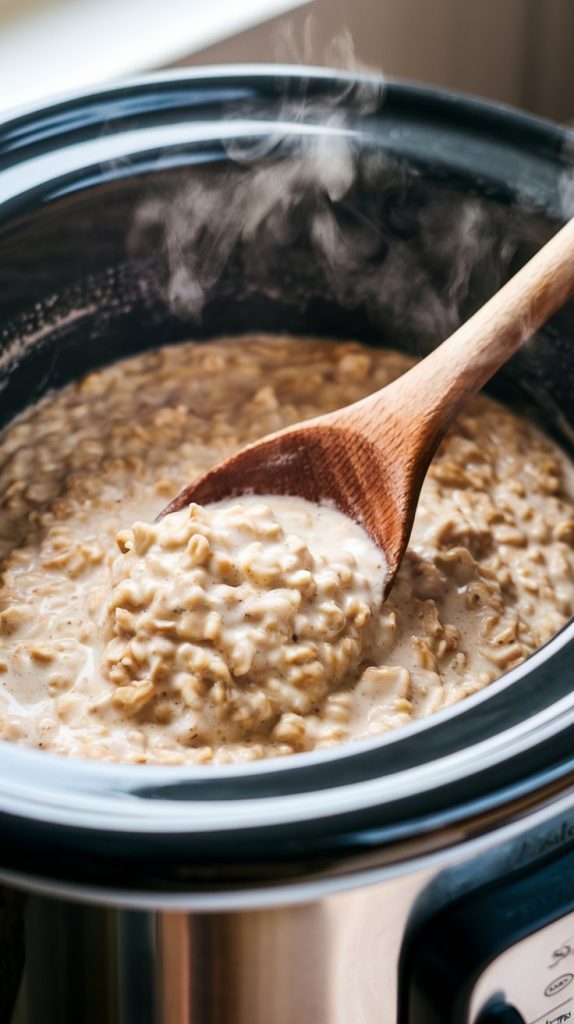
[[160, 217, 574, 597]]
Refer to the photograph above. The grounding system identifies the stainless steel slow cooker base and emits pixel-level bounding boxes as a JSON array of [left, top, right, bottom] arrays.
[[0, 67, 573, 1024], [10, 783, 574, 1024]]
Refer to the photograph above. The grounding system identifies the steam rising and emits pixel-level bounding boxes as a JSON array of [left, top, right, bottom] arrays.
[[129, 32, 387, 323], [128, 26, 574, 361]]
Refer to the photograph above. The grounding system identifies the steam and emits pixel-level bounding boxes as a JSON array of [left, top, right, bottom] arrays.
[[129, 22, 387, 322], [128, 23, 574, 360], [131, 130, 360, 319]]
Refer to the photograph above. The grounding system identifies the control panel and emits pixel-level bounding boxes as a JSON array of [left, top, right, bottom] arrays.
[[471, 911, 574, 1023], [401, 841, 574, 1024]]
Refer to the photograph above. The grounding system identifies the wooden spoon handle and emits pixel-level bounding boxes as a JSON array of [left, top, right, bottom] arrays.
[[357, 215, 574, 456]]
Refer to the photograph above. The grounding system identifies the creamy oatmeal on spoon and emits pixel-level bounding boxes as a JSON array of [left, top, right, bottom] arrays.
[[0, 335, 573, 763]]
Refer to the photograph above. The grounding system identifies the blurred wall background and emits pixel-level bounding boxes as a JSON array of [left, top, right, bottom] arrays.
[[177, 0, 574, 123], [0, 0, 573, 122]]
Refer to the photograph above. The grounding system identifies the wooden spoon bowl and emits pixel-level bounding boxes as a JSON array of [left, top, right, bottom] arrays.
[[160, 216, 574, 597]]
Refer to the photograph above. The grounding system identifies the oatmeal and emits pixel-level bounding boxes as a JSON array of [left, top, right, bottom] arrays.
[[102, 497, 385, 754], [0, 334, 573, 764]]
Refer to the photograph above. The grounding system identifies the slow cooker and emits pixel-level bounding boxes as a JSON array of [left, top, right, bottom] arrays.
[[0, 66, 573, 1024]]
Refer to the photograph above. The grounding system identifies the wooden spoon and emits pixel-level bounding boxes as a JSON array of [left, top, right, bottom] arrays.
[[159, 217, 574, 597]]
